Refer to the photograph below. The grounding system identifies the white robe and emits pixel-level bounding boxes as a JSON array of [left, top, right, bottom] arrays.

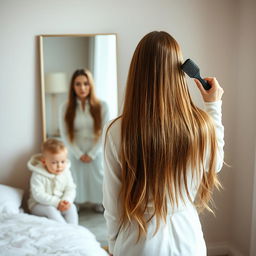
[[102, 101, 225, 256], [59, 99, 109, 204]]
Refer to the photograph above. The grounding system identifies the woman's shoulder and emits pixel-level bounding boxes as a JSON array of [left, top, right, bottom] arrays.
[[106, 117, 121, 132], [104, 117, 122, 144]]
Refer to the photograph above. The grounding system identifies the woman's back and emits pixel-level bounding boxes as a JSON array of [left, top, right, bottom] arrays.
[[103, 97, 224, 256], [103, 31, 224, 256]]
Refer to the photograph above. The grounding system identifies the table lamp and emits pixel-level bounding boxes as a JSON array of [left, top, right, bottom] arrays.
[[45, 72, 68, 137]]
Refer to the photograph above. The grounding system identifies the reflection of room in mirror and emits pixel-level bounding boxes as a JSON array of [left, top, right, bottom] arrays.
[[45, 72, 68, 137], [43, 35, 118, 140]]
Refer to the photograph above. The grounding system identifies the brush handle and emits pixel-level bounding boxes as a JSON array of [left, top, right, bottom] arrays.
[[195, 75, 211, 90]]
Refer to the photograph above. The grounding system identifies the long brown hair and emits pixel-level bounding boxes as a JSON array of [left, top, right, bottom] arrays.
[[65, 69, 102, 142], [113, 31, 221, 238]]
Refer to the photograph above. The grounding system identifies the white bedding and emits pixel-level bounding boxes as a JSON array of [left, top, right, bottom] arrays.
[[0, 213, 108, 256]]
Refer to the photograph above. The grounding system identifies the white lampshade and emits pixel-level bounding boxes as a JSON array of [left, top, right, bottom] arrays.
[[45, 72, 68, 94]]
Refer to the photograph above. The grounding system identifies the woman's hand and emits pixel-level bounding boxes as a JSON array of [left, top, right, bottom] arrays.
[[194, 77, 224, 102], [80, 154, 92, 163]]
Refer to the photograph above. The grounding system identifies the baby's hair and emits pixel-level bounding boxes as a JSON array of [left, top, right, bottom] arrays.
[[42, 138, 66, 154]]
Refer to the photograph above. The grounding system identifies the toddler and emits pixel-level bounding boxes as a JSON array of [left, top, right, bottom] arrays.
[[28, 138, 78, 224]]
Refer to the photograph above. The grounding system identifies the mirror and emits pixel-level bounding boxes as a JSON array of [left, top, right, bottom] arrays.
[[39, 34, 118, 247]]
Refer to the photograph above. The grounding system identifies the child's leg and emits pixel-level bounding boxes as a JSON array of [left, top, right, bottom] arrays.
[[31, 204, 66, 223], [61, 203, 79, 224]]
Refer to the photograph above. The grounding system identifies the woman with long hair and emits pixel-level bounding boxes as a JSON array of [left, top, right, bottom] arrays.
[[103, 31, 224, 255], [59, 69, 109, 212]]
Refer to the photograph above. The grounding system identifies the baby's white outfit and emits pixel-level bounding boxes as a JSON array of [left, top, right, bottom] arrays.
[[28, 154, 78, 224], [103, 101, 225, 256]]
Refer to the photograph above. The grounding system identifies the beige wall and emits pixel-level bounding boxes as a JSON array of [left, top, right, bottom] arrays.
[[231, 1, 256, 255], [1, 0, 254, 254]]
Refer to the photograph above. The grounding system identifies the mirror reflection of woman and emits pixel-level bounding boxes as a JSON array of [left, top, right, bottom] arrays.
[[59, 69, 109, 212]]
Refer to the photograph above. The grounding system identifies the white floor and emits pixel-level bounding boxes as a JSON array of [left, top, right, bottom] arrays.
[[78, 206, 108, 247]]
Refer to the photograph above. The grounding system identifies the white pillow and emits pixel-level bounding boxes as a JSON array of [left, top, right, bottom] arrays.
[[0, 184, 24, 214]]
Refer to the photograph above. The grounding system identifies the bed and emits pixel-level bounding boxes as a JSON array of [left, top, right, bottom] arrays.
[[0, 184, 108, 256]]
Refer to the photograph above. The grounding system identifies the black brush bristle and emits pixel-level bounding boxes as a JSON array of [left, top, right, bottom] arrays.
[[181, 59, 199, 78], [181, 58, 211, 90]]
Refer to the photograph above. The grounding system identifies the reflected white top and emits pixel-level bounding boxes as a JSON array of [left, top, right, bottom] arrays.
[[59, 99, 109, 160]]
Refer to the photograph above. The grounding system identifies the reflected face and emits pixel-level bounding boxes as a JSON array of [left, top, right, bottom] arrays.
[[73, 75, 90, 100], [42, 149, 68, 175]]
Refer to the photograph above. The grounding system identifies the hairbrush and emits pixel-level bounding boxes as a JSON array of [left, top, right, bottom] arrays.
[[181, 59, 211, 90]]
